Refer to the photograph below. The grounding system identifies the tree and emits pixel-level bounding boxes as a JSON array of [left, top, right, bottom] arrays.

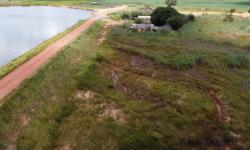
[[165, 0, 177, 7], [166, 15, 187, 30], [151, 7, 180, 26]]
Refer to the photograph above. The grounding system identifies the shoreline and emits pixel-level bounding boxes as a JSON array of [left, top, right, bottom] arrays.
[[0, 19, 88, 79], [0, 5, 127, 102]]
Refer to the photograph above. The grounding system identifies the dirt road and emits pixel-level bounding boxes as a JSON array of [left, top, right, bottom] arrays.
[[0, 5, 127, 102]]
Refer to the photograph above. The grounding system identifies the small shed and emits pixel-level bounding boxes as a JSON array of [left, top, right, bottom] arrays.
[[138, 16, 151, 24], [91, 2, 100, 5]]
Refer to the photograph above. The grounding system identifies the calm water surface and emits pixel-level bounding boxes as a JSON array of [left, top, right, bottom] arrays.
[[0, 6, 92, 67]]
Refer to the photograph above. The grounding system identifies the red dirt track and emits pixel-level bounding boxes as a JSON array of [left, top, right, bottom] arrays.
[[0, 17, 97, 101], [0, 5, 127, 102]]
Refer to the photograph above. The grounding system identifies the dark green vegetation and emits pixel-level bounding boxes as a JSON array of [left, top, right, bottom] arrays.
[[151, 7, 181, 26], [150, 6, 192, 30]]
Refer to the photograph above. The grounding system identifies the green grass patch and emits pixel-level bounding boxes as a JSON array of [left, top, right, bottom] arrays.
[[0, 21, 104, 149], [224, 53, 250, 68], [179, 15, 250, 47]]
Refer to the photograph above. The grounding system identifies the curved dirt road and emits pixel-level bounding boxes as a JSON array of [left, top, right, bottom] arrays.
[[0, 5, 127, 102]]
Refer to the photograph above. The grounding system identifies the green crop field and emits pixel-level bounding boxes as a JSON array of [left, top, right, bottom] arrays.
[[102, 0, 250, 10], [4, 0, 250, 11]]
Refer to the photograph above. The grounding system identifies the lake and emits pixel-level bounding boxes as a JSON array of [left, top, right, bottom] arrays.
[[0, 6, 92, 68]]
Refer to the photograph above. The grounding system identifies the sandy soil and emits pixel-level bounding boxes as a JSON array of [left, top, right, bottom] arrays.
[[0, 5, 127, 102], [180, 10, 250, 18]]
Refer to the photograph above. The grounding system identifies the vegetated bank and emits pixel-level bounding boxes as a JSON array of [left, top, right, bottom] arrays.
[[0, 21, 104, 149], [0, 20, 85, 79]]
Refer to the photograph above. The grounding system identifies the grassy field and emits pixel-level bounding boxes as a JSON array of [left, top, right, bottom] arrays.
[[179, 15, 250, 47], [0, 21, 104, 149], [0, 20, 85, 79], [102, 0, 250, 11], [0, 15, 249, 149], [2, 0, 250, 11], [0, 1, 249, 149]]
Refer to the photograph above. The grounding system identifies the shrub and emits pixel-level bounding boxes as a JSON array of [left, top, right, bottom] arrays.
[[230, 8, 236, 13], [248, 9, 250, 13], [168, 54, 206, 70], [165, 0, 178, 7], [0, 144, 5, 150], [224, 53, 249, 68], [223, 13, 234, 22], [187, 14, 195, 21], [151, 7, 180, 26], [120, 132, 160, 150], [166, 15, 187, 30], [134, 18, 144, 24], [109, 12, 122, 21], [94, 54, 105, 63], [169, 55, 195, 70], [131, 11, 143, 20], [121, 12, 130, 20]]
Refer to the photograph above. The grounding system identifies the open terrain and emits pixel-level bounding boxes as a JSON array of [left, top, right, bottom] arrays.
[[0, 0, 249, 150], [102, 0, 250, 10], [0, 13, 250, 150], [2, 0, 250, 11]]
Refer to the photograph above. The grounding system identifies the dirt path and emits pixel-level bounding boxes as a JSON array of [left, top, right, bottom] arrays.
[[0, 5, 127, 103], [180, 10, 250, 18]]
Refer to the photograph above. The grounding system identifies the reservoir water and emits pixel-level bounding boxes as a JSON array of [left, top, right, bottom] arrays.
[[0, 6, 92, 67]]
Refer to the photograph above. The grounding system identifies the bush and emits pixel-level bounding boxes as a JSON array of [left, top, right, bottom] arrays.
[[223, 13, 234, 22], [166, 15, 187, 30], [230, 8, 236, 13], [120, 132, 160, 150], [121, 12, 130, 20], [151, 7, 180, 26], [168, 54, 206, 70], [0, 144, 5, 150], [94, 54, 105, 63], [248, 9, 250, 13], [131, 11, 143, 20], [109, 12, 122, 21], [134, 18, 144, 24], [187, 14, 195, 21], [169, 55, 195, 70], [224, 53, 249, 68]]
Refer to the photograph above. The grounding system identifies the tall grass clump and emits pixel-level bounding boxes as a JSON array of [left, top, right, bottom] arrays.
[[223, 13, 234, 22], [230, 8, 236, 13], [169, 54, 206, 70], [0, 144, 4, 150], [77, 62, 112, 92], [224, 53, 249, 68], [120, 131, 160, 150]]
